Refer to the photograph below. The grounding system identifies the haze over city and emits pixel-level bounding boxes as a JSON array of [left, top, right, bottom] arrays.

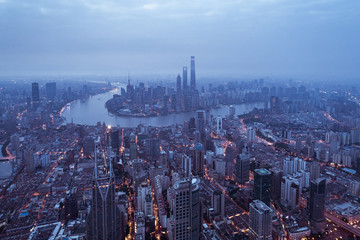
[[1, 1, 360, 240], [0, 0, 359, 81]]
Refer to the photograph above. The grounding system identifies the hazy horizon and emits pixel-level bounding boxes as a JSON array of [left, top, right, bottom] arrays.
[[0, 0, 359, 80]]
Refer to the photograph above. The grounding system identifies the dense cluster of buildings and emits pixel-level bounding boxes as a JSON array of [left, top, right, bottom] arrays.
[[0, 75, 360, 240]]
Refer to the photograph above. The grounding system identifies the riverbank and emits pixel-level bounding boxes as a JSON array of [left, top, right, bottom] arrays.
[[61, 87, 264, 127]]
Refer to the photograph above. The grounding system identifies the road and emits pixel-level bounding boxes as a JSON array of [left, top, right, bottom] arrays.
[[325, 212, 360, 237]]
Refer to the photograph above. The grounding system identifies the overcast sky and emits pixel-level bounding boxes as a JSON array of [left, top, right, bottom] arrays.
[[0, 0, 359, 80]]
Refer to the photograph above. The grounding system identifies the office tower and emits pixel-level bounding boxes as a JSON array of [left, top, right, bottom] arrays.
[[271, 168, 283, 201], [137, 182, 152, 213], [176, 74, 181, 93], [130, 132, 137, 161], [281, 176, 300, 209], [45, 82, 56, 100], [283, 157, 294, 176], [86, 144, 122, 240], [310, 160, 320, 181], [190, 56, 196, 91], [293, 157, 305, 173], [32, 82, 40, 102], [309, 178, 326, 234], [182, 67, 188, 90], [235, 153, 250, 184], [211, 190, 225, 218], [64, 193, 79, 221], [216, 116, 222, 134], [253, 169, 272, 206], [135, 211, 146, 239], [229, 105, 235, 120], [182, 154, 192, 177], [146, 138, 160, 158], [196, 110, 205, 141], [249, 200, 272, 240], [247, 127, 256, 142], [170, 178, 201, 240], [192, 143, 204, 177], [110, 129, 119, 152]]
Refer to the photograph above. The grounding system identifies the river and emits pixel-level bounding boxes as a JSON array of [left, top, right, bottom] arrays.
[[61, 87, 264, 127]]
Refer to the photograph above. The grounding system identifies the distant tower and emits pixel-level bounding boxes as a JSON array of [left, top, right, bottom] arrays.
[[182, 67, 188, 90], [249, 200, 272, 240], [235, 153, 250, 184], [216, 116, 222, 134], [253, 168, 272, 206], [196, 110, 205, 141], [45, 82, 56, 100], [190, 56, 196, 91], [309, 178, 326, 234], [86, 142, 122, 240], [192, 143, 204, 177], [177, 74, 182, 93], [32, 82, 40, 102]]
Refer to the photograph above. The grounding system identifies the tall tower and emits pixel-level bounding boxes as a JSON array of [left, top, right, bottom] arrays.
[[45, 82, 56, 100], [177, 74, 182, 93], [235, 153, 250, 184], [170, 178, 201, 240], [86, 142, 122, 240], [196, 110, 205, 141], [249, 200, 272, 240], [253, 168, 272, 206], [182, 67, 188, 90], [32, 82, 40, 102], [190, 56, 196, 91], [192, 143, 204, 177], [309, 178, 326, 234]]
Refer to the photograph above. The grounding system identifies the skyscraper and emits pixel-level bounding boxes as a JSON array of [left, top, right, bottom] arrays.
[[190, 56, 196, 91], [176, 74, 181, 93], [192, 143, 204, 177], [235, 153, 250, 184], [86, 143, 122, 240], [182, 154, 192, 177], [281, 176, 300, 209], [211, 190, 225, 218], [196, 110, 205, 141], [169, 178, 201, 240], [310, 160, 320, 181], [249, 200, 272, 240], [182, 67, 188, 90], [45, 82, 56, 100], [253, 169, 272, 206], [32, 82, 40, 102], [309, 178, 326, 234]]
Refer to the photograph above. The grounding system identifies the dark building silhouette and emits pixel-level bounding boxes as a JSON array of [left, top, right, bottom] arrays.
[[86, 144, 122, 240], [64, 193, 79, 221], [46, 82, 56, 100], [309, 178, 326, 234], [235, 153, 250, 184], [190, 56, 196, 91], [176, 74, 181, 93], [32, 82, 40, 102], [196, 110, 205, 142], [271, 168, 283, 201], [192, 143, 204, 177], [253, 168, 272, 206], [182, 67, 188, 90]]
